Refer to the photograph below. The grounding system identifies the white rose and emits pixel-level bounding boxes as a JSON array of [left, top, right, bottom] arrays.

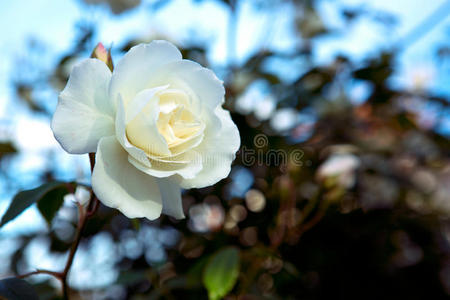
[[51, 41, 240, 220]]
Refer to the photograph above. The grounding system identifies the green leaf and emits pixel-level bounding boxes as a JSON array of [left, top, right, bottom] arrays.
[[0, 277, 39, 300], [1, 181, 68, 227], [37, 186, 68, 225], [202, 247, 240, 300]]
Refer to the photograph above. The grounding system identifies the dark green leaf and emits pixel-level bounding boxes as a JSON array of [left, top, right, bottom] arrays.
[[32, 280, 60, 300], [0, 277, 39, 300], [116, 270, 148, 286], [37, 186, 68, 225], [186, 256, 209, 288], [15, 84, 45, 113], [0, 142, 17, 156], [202, 247, 240, 300], [1, 181, 67, 227], [259, 72, 281, 85]]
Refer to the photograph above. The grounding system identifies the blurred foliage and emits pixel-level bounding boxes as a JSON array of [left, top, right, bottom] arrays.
[[1, 0, 450, 299], [0, 143, 16, 158], [0, 277, 39, 300]]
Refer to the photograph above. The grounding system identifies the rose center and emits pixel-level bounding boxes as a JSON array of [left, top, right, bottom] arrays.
[[125, 88, 205, 158], [157, 103, 202, 148]]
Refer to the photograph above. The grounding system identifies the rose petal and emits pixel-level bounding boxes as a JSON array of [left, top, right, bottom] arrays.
[[156, 178, 185, 219], [51, 59, 114, 154], [109, 40, 182, 106], [177, 107, 240, 188], [125, 87, 171, 157], [115, 97, 153, 168], [148, 60, 225, 111], [129, 150, 203, 179], [92, 136, 163, 220]]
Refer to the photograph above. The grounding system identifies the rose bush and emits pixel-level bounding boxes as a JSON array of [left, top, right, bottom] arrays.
[[51, 40, 240, 220]]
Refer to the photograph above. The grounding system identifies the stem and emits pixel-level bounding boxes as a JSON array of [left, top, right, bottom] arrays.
[[18, 269, 63, 279], [18, 152, 99, 300], [89, 153, 95, 172], [58, 153, 98, 298], [60, 204, 87, 299]]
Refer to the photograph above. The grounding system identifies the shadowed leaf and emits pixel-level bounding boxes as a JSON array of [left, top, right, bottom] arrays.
[[0, 142, 17, 160], [1, 181, 69, 227], [0, 277, 39, 300], [37, 186, 68, 226]]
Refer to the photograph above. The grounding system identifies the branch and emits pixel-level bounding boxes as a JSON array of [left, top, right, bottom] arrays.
[[17, 152, 100, 299], [17, 269, 63, 280]]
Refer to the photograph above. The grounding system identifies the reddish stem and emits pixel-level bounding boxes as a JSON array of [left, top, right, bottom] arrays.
[[18, 152, 99, 299]]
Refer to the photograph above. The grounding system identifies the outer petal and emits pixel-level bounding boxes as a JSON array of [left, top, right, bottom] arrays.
[[177, 107, 240, 189], [129, 149, 203, 179], [148, 60, 225, 110], [156, 178, 185, 219], [52, 59, 114, 154], [109, 40, 182, 105], [92, 136, 162, 220]]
